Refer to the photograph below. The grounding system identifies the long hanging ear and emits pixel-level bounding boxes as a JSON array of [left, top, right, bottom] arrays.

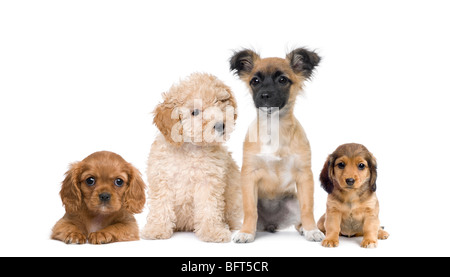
[[153, 99, 183, 146], [286, 48, 321, 80], [60, 162, 82, 214], [367, 152, 378, 192], [319, 156, 335, 194], [218, 86, 238, 122], [229, 49, 260, 79], [124, 163, 146, 214]]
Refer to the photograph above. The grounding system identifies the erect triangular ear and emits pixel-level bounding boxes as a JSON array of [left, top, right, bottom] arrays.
[[319, 155, 335, 194], [286, 48, 321, 79], [229, 49, 260, 78]]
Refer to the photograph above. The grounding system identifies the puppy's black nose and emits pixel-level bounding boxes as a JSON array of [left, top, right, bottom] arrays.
[[99, 193, 111, 202], [261, 93, 271, 99], [346, 178, 355, 186], [214, 122, 225, 134]]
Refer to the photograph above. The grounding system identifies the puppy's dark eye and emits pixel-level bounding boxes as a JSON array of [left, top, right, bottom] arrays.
[[337, 162, 345, 169], [278, 76, 289, 85], [250, 77, 260, 86], [85, 177, 95, 186], [114, 178, 124, 187], [358, 163, 366, 170], [191, 109, 200, 116]]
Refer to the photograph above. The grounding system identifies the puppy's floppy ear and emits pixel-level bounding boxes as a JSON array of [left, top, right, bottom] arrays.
[[367, 152, 378, 192], [220, 86, 238, 122], [124, 163, 146, 214], [229, 49, 260, 78], [320, 155, 335, 194], [286, 48, 321, 79], [60, 162, 82, 213], [153, 98, 183, 146]]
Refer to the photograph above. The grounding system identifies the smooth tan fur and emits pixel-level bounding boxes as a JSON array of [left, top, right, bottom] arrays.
[[51, 151, 146, 244], [141, 73, 242, 243], [317, 143, 389, 248]]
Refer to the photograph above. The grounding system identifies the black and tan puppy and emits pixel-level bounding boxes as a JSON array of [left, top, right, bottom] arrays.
[[230, 48, 324, 243], [317, 143, 389, 248]]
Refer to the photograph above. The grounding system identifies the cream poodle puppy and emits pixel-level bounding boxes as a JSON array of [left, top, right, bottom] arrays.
[[141, 73, 242, 242]]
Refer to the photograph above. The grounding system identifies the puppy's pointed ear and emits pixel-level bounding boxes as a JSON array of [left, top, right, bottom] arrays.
[[320, 156, 335, 194], [367, 152, 378, 192], [286, 48, 321, 79], [124, 163, 146, 214], [60, 162, 82, 213], [153, 98, 183, 146], [229, 49, 260, 78]]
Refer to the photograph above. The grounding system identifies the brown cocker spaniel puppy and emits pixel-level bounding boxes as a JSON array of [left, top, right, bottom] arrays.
[[317, 143, 389, 248], [51, 151, 146, 244]]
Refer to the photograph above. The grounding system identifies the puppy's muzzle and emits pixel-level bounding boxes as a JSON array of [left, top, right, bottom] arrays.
[[99, 192, 111, 203], [254, 91, 285, 111], [345, 178, 355, 186]]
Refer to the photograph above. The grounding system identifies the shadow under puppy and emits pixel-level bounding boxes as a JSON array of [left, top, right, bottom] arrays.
[[229, 48, 324, 243], [318, 143, 389, 248], [51, 151, 146, 244], [141, 73, 242, 243]]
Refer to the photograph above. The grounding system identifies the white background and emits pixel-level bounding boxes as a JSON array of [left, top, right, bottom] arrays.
[[1, 0, 449, 257]]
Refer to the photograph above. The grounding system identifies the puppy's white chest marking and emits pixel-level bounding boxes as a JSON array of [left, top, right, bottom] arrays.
[[250, 117, 281, 159], [258, 154, 297, 189], [255, 134, 281, 161], [280, 155, 295, 189], [256, 153, 282, 162], [280, 155, 295, 188]]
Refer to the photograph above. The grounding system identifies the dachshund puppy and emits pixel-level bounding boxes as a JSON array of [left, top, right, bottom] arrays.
[[51, 151, 146, 244], [317, 143, 389, 248], [140, 73, 242, 243], [230, 48, 324, 243]]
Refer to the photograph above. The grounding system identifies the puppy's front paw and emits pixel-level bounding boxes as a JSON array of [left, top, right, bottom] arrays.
[[232, 232, 255, 243], [197, 228, 231, 243], [361, 238, 378, 248], [64, 232, 86, 244], [299, 227, 325, 242], [322, 238, 339, 248], [88, 231, 114, 244], [140, 224, 173, 240]]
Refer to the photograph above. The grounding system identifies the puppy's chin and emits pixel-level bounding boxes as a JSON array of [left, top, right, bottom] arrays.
[[85, 201, 121, 215]]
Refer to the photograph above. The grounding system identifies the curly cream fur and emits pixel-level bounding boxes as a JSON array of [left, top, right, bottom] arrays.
[[141, 73, 242, 242]]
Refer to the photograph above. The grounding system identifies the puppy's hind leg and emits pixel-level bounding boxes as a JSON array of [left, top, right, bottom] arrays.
[[317, 213, 326, 234]]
